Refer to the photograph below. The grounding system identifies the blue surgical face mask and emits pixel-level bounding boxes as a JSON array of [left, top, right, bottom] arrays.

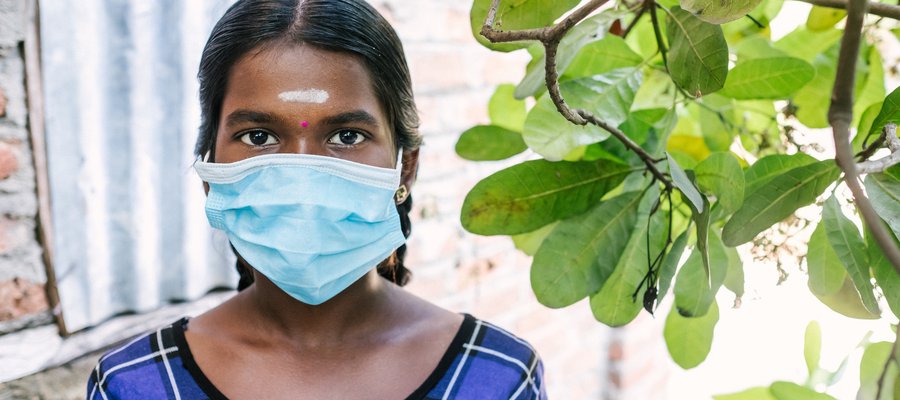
[[194, 152, 406, 305]]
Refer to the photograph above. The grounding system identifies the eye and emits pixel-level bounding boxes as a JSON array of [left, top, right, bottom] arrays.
[[239, 130, 278, 146], [327, 130, 367, 146]]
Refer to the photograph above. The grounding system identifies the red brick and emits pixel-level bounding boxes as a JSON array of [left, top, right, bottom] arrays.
[[0, 278, 49, 321], [0, 141, 19, 180]]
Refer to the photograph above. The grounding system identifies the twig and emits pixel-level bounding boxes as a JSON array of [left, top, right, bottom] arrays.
[[579, 110, 673, 189], [650, 3, 668, 68], [828, 0, 900, 273], [480, 0, 674, 189], [792, 0, 900, 20], [857, 124, 900, 174], [875, 328, 898, 400], [622, 5, 647, 38]]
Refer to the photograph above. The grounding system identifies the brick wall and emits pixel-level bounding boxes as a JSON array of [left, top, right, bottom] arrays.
[[0, 0, 48, 330]]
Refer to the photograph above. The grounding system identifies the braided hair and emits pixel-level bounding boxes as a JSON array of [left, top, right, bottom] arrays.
[[199, 0, 422, 289]]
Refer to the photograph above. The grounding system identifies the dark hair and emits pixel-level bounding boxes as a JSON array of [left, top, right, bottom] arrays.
[[197, 0, 421, 287]]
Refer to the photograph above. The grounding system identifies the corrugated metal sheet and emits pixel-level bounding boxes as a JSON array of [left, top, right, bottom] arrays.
[[40, 0, 239, 333]]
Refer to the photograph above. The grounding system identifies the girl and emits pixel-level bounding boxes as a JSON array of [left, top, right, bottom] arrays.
[[87, 1, 545, 398]]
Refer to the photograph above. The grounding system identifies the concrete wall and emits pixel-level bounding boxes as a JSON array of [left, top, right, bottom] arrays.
[[0, 0, 48, 329]]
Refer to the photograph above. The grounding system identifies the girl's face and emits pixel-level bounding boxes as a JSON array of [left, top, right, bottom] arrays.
[[214, 43, 396, 168]]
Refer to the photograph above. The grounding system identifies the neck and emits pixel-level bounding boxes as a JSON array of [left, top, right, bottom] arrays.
[[241, 268, 396, 346]]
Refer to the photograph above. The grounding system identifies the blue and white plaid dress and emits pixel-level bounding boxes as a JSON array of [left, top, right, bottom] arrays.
[[86, 314, 546, 399]]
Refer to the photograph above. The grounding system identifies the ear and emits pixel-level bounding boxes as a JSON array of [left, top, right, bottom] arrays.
[[203, 181, 210, 196], [399, 148, 419, 193]]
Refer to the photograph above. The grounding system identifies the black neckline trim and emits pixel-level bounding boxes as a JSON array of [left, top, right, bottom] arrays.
[[171, 317, 229, 400], [171, 313, 477, 400], [405, 313, 475, 399]]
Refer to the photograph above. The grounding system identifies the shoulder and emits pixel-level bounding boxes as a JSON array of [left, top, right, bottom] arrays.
[[431, 315, 547, 400], [85, 318, 193, 400]]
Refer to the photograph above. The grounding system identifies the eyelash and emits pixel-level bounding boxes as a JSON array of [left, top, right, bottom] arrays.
[[238, 129, 278, 147], [326, 130, 368, 147]]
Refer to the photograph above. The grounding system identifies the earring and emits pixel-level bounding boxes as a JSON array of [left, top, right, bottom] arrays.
[[394, 184, 409, 204]]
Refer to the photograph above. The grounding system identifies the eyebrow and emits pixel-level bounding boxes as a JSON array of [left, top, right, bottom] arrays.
[[224, 109, 277, 128], [223, 109, 380, 129], [320, 110, 380, 127]]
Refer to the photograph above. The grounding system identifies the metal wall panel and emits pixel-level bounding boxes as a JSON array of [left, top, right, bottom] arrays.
[[40, 0, 238, 332]]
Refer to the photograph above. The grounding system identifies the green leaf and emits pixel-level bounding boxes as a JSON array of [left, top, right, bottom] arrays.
[[734, 36, 789, 62], [769, 381, 837, 400], [511, 222, 557, 256], [722, 246, 744, 303], [868, 225, 900, 319], [664, 301, 719, 369], [455, 125, 528, 161], [793, 49, 837, 128], [804, 321, 822, 377], [773, 27, 842, 63], [590, 189, 667, 326], [812, 275, 881, 319], [868, 85, 900, 145], [822, 195, 880, 315], [470, 0, 580, 52], [531, 191, 642, 308], [854, 48, 885, 127], [695, 152, 745, 216], [723, 160, 839, 246], [461, 159, 633, 235], [680, 0, 763, 23], [865, 173, 900, 239], [854, 102, 883, 154], [562, 36, 643, 81], [858, 342, 898, 400], [744, 153, 818, 195], [807, 222, 846, 297], [719, 57, 815, 100], [657, 230, 690, 308], [668, 152, 706, 212], [666, 6, 729, 96], [523, 68, 641, 160], [489, 84, 527, 132], [714, 387, 776, 400], [515, 10, 626, 98], [674, 230, 728, 317], [806, 6, 845, 31]]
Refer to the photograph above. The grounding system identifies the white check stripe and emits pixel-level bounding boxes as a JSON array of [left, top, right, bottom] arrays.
[[89, 364, 103, 400], [157, 329, 182, 400], [463, 344, 540, 395], [98, 334, 147, 364], [482, 320, 539, 355], [509, 354, 540, 399], [99, 346, 179, 389], [442, 320, 483, 400]]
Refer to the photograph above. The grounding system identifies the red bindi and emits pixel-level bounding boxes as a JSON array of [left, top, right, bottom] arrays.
[[301, 121, 309, 127]]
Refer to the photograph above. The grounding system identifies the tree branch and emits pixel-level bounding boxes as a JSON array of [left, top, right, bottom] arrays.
[[792, 0, 900, 20], [828, 0, 900, 273], [857, 124, 900, 174], [875, 328, 899, 400], [480, 0, 674, 189]]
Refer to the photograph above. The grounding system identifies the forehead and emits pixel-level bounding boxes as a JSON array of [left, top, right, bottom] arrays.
[[222, 43, 383, 118]]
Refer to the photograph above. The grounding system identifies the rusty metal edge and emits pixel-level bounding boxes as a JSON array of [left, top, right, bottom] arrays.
[[24, 0, 68, 337]]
